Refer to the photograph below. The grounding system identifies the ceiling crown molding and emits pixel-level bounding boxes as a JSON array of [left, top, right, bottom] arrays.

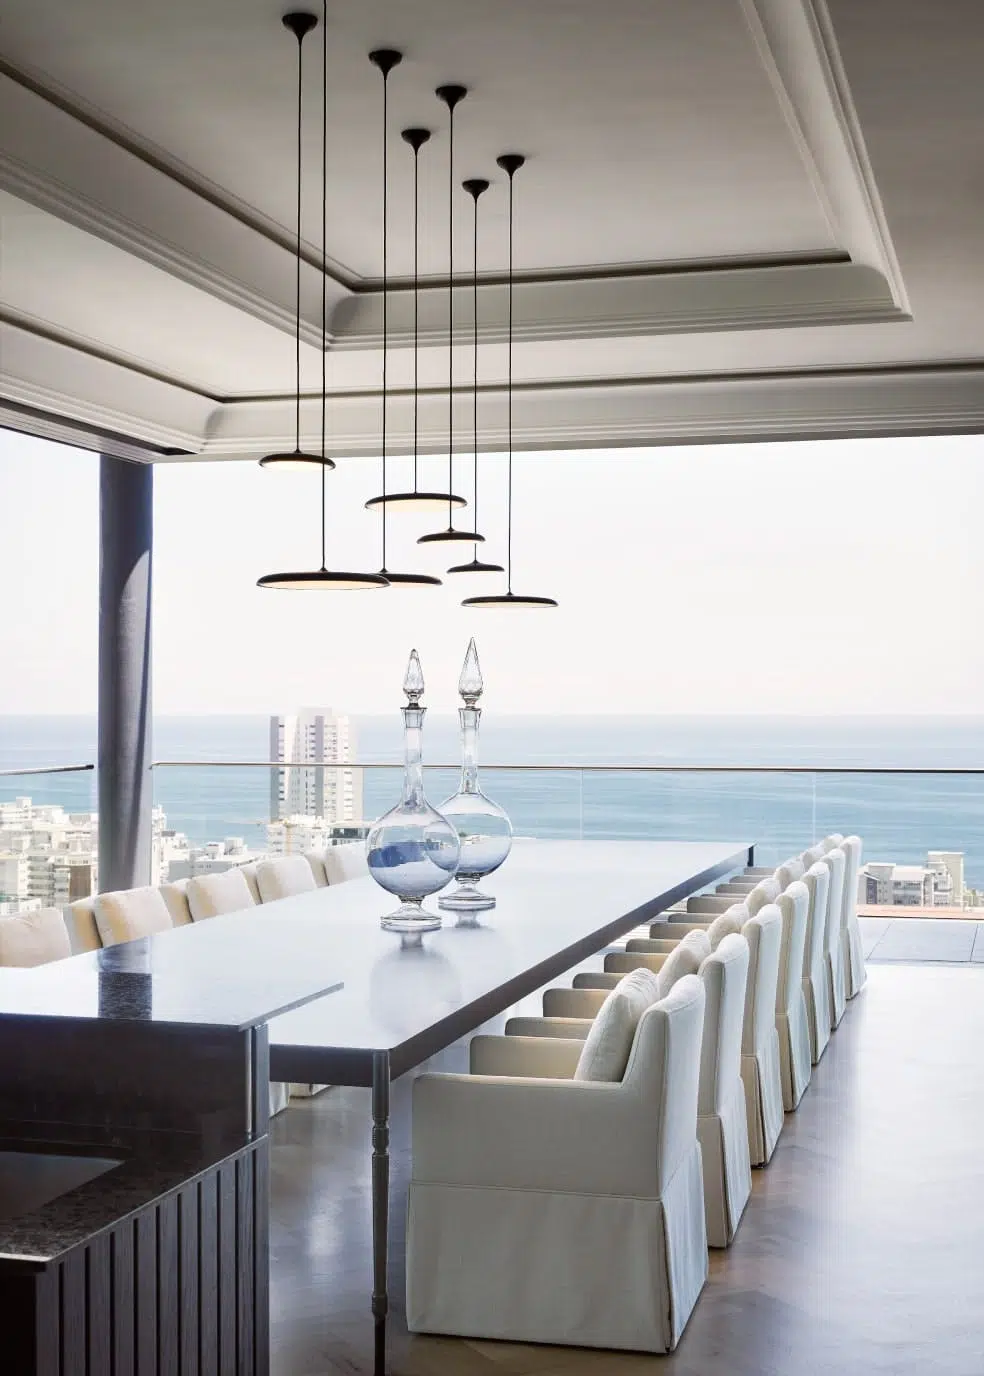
[[739, 0, 910, 314], [0, 73, 349, 349]]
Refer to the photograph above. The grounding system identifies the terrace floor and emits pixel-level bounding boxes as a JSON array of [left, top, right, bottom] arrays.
[[269, 957, 984, 1375], [861, 914, 984, 962]]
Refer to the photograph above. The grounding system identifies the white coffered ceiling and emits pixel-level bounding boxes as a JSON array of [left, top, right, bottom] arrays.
[[0, 0, 982, 461]]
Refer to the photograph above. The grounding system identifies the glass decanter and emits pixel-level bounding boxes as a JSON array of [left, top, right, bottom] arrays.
[[439, 639, 513, 913], [366, 650, 461, 934]]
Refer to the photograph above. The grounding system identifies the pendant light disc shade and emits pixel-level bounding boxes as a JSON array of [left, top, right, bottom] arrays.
[[259, 449, 335, 471], [366, 491, 466, 514], [447, 557, 505, 574], [462, 592, 558, 608], [258, 569, 390, 590], [418, 528, 485, 546], [377, 569, 444, 586]]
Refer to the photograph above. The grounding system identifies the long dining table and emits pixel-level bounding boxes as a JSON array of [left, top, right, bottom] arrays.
[[266, 837, 752, 1375]]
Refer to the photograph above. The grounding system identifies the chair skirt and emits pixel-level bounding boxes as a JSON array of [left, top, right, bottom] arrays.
[[777, 989, 812, 1112], [827, 946, 847, 1028], [804, 969, 831, 1064], [741, 1030, 784, 1166], [698, 1081, 751, 1248], [844, 920, 867, 999], [407, 1144, 708, 1353]]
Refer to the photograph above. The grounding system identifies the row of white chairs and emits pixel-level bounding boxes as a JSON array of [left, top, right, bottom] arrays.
[[404, 834, 866, 1355], [0, 845, 370, 1113]]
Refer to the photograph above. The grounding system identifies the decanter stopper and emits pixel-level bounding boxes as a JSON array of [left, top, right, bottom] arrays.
[[458, 638, 484, 706], [403, 649, 425, 706]]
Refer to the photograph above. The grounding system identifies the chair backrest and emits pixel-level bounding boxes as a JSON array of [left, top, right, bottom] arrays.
[[801, 844, 825, 867], [305, 853, 329, 888], [91, 887, 173, 947], [746, 876, 780, 916], [776, 881, 809, 1020], [740, 905, 782, 1056], [801, 861, 830, 980], [697, 933, 749, 1117], [239, 862, 262, 904], [822, 833, 845, 852], [706, 908, 744, 949], [66, 897, 102, 954], [623, 973, 705, 1193], [840, 836, 862, 930], [323, 842, 370, 885], [256, 856, 318, 903], [774, 856, 805, 889], [656, 935, 707, 996], [0, 908, 71, 967], [187, 868, 256, 921], [686, 894, 736, 915], [819, 847, 846, 958], [159, 879, 193, 927]]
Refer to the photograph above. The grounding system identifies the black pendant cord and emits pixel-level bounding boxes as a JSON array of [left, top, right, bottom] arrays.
[[461, 155, 555, 607], [441, 87, 466, 526], [503, 158, 517, 594], [369, 50, 402, 572], [261, 13, 327, 471], [320, 0, 328, 568], [471, 183, 480, 549], [404, 128, 428, 490]]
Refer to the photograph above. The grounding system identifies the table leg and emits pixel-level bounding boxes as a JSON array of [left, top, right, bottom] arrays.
[[371, 1051, 390, 1376]]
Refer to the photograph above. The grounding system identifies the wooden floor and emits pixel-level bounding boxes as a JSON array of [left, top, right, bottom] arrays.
[[269, 964, 984, 1375]]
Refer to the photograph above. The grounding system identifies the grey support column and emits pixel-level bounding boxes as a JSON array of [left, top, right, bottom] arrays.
[[98, 456, 153, 892]]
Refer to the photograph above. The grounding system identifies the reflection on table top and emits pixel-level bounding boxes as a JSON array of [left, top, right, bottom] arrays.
[[265, 838, 748, 1077]]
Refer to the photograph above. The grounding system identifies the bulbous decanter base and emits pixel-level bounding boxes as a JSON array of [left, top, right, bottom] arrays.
[[438, 878, 496, 912], [380, 897, 443, 935]]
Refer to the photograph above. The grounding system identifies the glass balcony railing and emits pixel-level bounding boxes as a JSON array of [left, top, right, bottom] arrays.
[[148, 762, 984, 906], [0, 764, 98, 913]]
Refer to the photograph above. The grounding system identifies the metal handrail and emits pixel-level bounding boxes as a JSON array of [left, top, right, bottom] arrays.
[[0, 764, 95, 777], [150, 760, 984, 775]]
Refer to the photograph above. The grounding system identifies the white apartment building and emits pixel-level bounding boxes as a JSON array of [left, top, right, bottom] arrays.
[[0, 797, 175, 906], [861, 854, 962, 907], [165, 837, 260, 883], [269, 709, 363, 825], [927, 851, 965, 908]]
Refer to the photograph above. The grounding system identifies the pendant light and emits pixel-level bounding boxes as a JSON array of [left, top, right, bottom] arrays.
[[260, 12, 334, 472], [257, 9, 387, 590], [365, 127, 466, 515], [366, 50, 442, 587], [463, 155, 557, 608], [448, 178, 504, 576], [418, 85, 484, 549]]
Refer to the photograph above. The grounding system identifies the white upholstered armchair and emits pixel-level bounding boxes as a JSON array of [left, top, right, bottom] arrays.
[[801, 861, 831, 1063], [840, 835, 866, 998], [740, 904, 784, 1165], [775, 880, 811, 1110], [406, 975, 709, 1353]]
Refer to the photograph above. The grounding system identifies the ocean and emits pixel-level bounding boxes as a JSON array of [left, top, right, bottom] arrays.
[[3, 715, 984, 884]]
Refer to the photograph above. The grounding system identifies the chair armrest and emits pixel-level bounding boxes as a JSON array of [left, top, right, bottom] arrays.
[[573, 972, 621, 990], [470, 1034, 583, 1078], [506, 1015, 592, 1041], [626, 937, 679, 954], [604, 951, 667, 975], [543, 987, 608, 1019], [412, 1072, 659, 1195]]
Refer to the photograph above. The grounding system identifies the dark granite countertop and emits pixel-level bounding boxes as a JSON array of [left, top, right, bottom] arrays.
[[0, 1130, 242, 1266]]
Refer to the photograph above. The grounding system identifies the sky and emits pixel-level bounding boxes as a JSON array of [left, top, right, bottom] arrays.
[[1, 428, 982, 716]]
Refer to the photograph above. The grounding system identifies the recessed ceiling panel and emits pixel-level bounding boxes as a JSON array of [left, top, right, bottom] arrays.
[[0, 0, 837, 279]]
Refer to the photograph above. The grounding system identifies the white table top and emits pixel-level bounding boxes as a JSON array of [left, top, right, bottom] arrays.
[[266, 838, 749, 1082]]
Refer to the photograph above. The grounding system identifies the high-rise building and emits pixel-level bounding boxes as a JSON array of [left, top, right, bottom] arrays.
[[927, 851, 965, 908], [269, 709, 363, 825]]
